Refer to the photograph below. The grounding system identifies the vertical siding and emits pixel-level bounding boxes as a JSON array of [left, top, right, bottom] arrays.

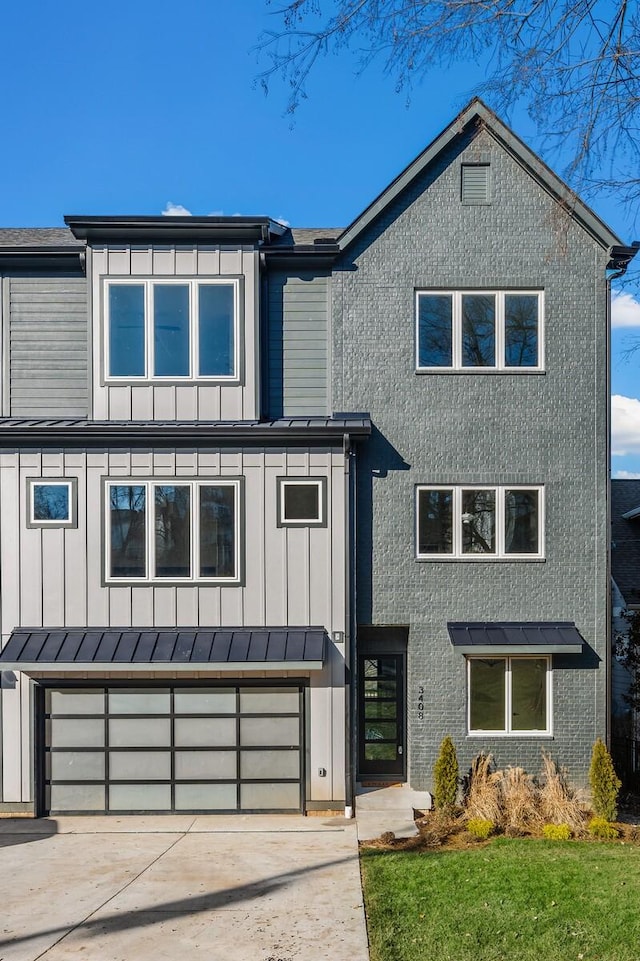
[[267, 271, 329, 416], [9, 275, 88, 417], [91, 245, 260, 420]]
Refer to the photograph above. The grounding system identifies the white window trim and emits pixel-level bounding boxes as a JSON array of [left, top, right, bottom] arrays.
[[278, 478, 326, 526], [415, 485, 545, 560], [27, 478, 77, 528], [105, 479, 241, 584], [467, 655, 553, 736], [104, 277, 240, 383], [415, 289, 544, 372]]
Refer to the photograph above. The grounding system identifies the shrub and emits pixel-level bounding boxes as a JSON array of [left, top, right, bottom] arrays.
[[466, 818, 494, 840], [433, 735, 459, 811], [588, 816, 620, 840], [542, 823, 572, 841], [539, 753, 585, 830], [589, 739, 621, 821]]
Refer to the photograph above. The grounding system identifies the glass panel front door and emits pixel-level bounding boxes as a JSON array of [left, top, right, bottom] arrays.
[[358, 654, 405, 779]]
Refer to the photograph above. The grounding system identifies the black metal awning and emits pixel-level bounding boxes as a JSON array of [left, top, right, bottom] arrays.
[[447, 622, 585, 655], [0, 627, 327, 674]]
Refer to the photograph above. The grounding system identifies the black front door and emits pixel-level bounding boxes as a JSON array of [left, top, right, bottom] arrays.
[[357, 653, 406, 779]]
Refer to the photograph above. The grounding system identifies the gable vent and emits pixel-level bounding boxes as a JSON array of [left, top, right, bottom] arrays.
[[461, 164, 490, 204]]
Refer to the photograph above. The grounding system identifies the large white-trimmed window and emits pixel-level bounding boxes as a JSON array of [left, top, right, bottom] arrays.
[[416, 290, 543, 371], [468, 656, 552, 735], [106, 480, 240, 583], [416, 486, 544, 559], [105, 278, 240, 381]]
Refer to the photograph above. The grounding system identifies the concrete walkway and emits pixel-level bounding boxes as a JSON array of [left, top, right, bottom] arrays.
[[0, 815, 369, 961], [356, 784, 432, 841]]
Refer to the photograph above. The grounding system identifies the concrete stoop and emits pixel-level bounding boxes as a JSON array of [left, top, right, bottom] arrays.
[[355, 783, 432, 841]]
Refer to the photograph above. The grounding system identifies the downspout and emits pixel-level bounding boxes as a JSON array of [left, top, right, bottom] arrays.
[[343, 432, 356, 817]]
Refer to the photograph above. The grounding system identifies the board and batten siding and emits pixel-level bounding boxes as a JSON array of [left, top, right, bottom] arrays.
[[267, 271, 329, 417], [6, 275, 88, 417], [90, 246, 260, 420], [0, 446, 347, 805]]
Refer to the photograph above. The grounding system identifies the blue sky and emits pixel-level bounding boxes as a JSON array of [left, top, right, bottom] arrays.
[[2, 0, 639, 475]]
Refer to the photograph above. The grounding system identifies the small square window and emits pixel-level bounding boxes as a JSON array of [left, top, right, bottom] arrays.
[[27, 479, 77, 529], [278, 478, 326, 527]]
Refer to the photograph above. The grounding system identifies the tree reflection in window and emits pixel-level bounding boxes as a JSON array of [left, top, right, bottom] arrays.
[[462, 294, 495, 367], [462, 489, 496, 553]]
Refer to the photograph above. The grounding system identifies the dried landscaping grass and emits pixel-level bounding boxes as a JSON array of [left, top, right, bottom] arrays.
[[539, 753, 586, 830], [463, 753, 503, 824], [500, 766, 543, 832]]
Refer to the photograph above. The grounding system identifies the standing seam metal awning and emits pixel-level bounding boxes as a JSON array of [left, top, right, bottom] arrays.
[[0, 627, 327, 673], [447, 622, 585, 655]]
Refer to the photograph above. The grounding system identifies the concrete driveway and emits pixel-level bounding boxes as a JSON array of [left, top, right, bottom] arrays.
[[0, 815, 369, 961]]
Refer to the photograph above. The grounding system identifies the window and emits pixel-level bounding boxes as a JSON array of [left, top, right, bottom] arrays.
[[106, 480, 240, 582], [277, 478, 326, 527], [416, 290, 542, 370], [27, 479, 77, 529], [468, 656, 551, 734], [416, 486, 543, 559], [105, 279, 239, 380]]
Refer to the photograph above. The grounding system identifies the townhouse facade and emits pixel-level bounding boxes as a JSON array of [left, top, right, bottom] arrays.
[[0, 99, 635, 816]]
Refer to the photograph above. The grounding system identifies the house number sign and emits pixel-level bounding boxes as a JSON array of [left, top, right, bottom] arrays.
[[417, 685, 424, 720]]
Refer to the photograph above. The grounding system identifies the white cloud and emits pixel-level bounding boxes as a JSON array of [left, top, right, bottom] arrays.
[[611, 290, 640, 328], [612, 394, 640, 455], [162, 202, 192, 217], [614, 469, 640, 479]]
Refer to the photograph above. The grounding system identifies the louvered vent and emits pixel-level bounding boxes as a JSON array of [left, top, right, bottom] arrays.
[[461, 164, 490, 204]]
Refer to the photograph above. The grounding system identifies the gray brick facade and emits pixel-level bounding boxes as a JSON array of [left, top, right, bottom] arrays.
[[334, 124, 610, 788]]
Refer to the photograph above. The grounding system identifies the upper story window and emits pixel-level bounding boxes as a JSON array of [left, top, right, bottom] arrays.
[[106, 279, 239, 381], [416, 485, 544, 559], [106, 479, 240, 584], [416, 290, 543, 371]]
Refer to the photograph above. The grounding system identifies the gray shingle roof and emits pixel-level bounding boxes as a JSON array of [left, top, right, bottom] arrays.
[[0, 228, 83, 248], [612, 479, 640, 605]]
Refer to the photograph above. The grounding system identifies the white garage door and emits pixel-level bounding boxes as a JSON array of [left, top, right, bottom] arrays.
[[43, 685, 303, 813]]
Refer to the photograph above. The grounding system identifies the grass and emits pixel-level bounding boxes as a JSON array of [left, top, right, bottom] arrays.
[[361, 838, 640, 961]]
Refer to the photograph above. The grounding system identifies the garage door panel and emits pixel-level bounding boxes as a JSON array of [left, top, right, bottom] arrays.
[[240, 716, 299, 747], [48, 718, 105, 747], [108, 689, 171, 714], [109, 718, 172, 747], [240, 750, 300, 779], [109, 783, 172, 811], [49, 783, 106, 811], [175, 750, 237, 779], [174, 689, 235, 713], [240, 782, 301, 810], [49, 751, 105, 780], [174, 717, 237, 747], [239, 688, 300, 714], [48, 690, 105, 714], [109, 751, 172, 780], [174, 783, 237, 810]]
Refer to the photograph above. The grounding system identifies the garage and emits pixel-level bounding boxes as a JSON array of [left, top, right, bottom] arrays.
[[42, 684, 304, 814], [0, 626, 328, 816]]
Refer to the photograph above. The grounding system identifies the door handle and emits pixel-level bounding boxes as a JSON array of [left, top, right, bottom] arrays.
[[398, 746, 403, 755]]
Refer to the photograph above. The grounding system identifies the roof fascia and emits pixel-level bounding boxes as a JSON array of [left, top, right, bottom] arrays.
[[65, 215, 284, 245], [0, 248, 85, 271], [337, 98, 623, 253], [2, 661, 324, 674]]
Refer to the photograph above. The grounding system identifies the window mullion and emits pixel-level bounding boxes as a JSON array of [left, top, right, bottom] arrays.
[[191, 282, 198, 380], [496, 292, 504, 370], [147, 282, 153, 379], [505, 658, 512, 733], [192, 482, 199, 581], [496, 487, 504, 557], [454, 487, 462, 557]]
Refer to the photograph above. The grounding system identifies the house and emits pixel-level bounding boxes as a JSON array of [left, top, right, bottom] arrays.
[[611, 479, 640, 777], [0, 99, 636, 816]]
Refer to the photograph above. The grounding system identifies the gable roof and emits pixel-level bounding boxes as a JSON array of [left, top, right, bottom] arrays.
[[337, 98, 625, 256], [611, 479, 640, 605]]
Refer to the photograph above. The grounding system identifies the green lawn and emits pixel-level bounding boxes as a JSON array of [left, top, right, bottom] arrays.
[[360, 838, 640, 961]]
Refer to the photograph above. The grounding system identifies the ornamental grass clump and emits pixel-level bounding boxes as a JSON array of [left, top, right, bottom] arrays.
[[500, 766, 543, 833], [539, 752, 585, 830], [432, 735, 459, 812], [589, 738, 621, 822], [463, 753, 503, 824]]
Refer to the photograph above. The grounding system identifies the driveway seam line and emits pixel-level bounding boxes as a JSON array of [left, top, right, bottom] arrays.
[[31, 825, 195, 960]]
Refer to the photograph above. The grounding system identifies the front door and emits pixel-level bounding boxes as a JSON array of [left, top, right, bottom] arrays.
[[357, 653, 406, 780]]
